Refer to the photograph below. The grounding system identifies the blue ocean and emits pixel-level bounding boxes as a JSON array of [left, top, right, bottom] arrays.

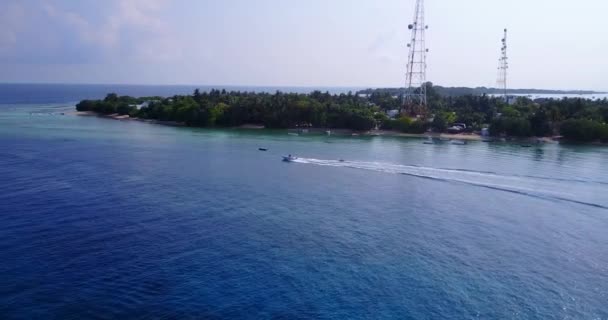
[[0, 84, 607, 319]]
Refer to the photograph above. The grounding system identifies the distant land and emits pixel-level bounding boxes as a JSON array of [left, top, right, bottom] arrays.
[[1, 83, 606, 105], [357, 86, 606, 97]]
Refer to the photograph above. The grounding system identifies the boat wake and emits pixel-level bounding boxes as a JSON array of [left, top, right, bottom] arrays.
[[292, 158, 608, 210]]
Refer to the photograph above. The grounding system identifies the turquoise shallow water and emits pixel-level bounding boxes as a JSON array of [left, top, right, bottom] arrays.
[[1, 102, 607, 319]]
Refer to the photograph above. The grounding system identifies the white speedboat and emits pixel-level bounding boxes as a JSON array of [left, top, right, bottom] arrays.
[[282, 155, 298, 162]]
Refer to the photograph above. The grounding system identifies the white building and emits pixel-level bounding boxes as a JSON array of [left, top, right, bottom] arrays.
[[386, 109, 400, 118]]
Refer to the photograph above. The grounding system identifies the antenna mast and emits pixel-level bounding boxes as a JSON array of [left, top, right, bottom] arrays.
[[404, 0, 429, 115], [497, 28, 509, 99]]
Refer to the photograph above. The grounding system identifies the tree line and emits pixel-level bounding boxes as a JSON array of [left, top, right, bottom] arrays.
[[367, 83, 608, 142], [76, 90, 378, 131], [76, 85, 608, 142]]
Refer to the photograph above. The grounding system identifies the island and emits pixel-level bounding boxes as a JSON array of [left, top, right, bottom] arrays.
[[356, 86, 606, 97], [75, 84, 608, 143]]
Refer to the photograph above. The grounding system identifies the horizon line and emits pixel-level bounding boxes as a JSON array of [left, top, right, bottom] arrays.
[[0, 81, 605, 93]]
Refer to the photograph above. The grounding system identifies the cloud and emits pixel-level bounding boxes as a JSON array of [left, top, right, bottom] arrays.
[[367, 30, 400, 64], [0, 30, 17, 52], [0, 2, 26, 52], [0, 0, 181, 64], [109, 0, 183, 62], [42, 2, 102, 46]]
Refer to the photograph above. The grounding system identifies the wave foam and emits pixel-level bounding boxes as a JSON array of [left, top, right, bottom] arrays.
[[292, 158, 608, 210]]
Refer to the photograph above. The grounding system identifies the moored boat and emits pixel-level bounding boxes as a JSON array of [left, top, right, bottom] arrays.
[[451, 140, 468, 145], [423, 136, 435, 144]]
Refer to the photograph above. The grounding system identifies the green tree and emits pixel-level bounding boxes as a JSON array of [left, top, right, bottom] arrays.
[[490, 118, 532, 137], [104, 93, 119, 103], [431, 113, 447, 132], [501, 106, 521, 118], [208, 103, 229, 126], [116, 103, 132, 115], [560, 119, 606, 142]]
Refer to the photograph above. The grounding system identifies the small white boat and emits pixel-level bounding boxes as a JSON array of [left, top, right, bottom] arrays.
[[423, 137, 435, 144], [282, 155, 298, 162], [451, 140, 468, 145]]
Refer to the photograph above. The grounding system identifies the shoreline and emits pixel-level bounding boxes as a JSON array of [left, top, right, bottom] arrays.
[[74, 111, 186, 127], [72, 111, 572, 144], [368, 130, 483, 141], [367, 131, 562, 144]]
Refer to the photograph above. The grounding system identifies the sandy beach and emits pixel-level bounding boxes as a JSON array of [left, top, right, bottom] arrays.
[[367, 130, 483, 141], [74, 111, 186, 127], [74, 111, 564, 143]]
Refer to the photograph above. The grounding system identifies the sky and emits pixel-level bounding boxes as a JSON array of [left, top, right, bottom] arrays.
[[1, 0, 607, 90]]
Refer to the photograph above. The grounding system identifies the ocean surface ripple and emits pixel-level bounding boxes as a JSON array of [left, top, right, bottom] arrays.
[[1, 100, 607, 319]]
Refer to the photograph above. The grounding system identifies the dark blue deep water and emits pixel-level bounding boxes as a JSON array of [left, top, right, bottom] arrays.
[[0, 85, 607, 319]]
